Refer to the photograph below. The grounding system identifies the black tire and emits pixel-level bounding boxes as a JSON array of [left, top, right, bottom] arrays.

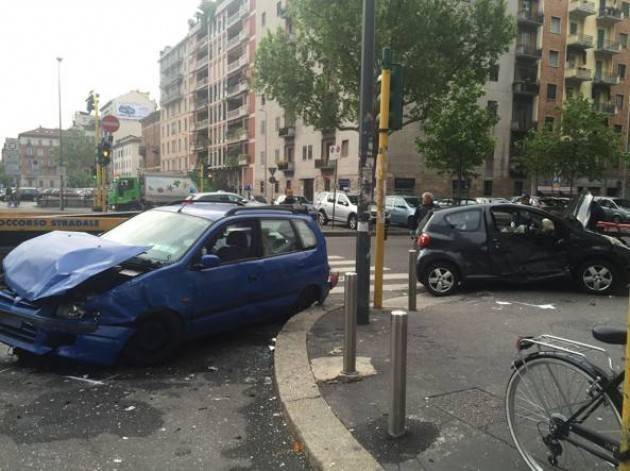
[[347, 214, 358, 230], [575, 259, 618, 295], [318, 211, 328, 226], [420, 261, 460, 296], [122, 312, 183, 367], [292, 286, 320, 314]]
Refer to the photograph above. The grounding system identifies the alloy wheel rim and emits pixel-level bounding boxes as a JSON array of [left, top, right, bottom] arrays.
[[428, 268, 454, 293], [582, 265, 612, 292]]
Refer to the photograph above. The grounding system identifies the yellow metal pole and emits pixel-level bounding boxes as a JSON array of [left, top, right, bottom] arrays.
[[373, 66, 391, 309], [620, 289, 630, 470]]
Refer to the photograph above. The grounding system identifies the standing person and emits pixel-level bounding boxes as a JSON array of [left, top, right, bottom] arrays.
[[284, 188, 296, 205], [413, 192, 438, 232]]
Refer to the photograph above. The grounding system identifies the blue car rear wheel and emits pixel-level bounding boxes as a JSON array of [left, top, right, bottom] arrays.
[[123, 312, 183, 366]]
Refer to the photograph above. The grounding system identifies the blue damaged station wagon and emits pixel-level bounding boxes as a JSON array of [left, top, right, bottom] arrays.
[[0, 204, 333, 366]]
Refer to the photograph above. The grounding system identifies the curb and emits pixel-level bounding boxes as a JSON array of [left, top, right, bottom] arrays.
[[274, 304, 384, 471]]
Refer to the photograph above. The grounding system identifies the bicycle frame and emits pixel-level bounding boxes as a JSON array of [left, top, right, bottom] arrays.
[[517, 335, 625, 465]]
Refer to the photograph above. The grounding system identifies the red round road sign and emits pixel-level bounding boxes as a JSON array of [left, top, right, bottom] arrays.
[[101, 115, 120, 133]]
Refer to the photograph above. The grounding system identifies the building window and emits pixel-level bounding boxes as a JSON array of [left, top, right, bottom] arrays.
[[621, 33, 628, 48], [616, 94, 625, 109], [260, 120, 266, 135], [483, 180, 493, 196], [277, 1, 283, 15], [547, 84, 557, 101], [550, 16, 561, 34], [549, 50, 559, 67], [544, 116, 555, 129], [275, 117, 280, 131], [274, 149, 280, 161], [302, 146, 307, 160], [261, 12, 266, 27], [341, 139, 349, 157], [261, 95, 266, 105], [286, 179, 292, 189], [489, 64, 499, 82], [624, 2, 630, 19], [307, 145, 313, 160], [615, 124, 623, 134], [619, 64, 627, 80], [487, 100, 498, 118], [570, 22, 578, 35]]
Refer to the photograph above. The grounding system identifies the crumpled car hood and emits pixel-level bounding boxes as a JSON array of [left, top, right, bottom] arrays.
[[2, 231, 149, 301]]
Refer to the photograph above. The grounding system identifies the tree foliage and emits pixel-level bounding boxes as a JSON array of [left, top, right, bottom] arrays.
[[519, 96, 623, 185], [415, 84, 498, 189], [50, 128, 95, 188], [254, 0, 514, 132]]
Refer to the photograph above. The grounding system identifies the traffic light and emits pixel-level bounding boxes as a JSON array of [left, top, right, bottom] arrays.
[[98, 135, 113, 166], [86, 92, 95, 113], [376, 63, 404, 132]]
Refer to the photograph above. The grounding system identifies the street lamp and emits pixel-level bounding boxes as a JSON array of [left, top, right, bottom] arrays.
[[259, 106, 269, 201], [56, 57, 65, 211]]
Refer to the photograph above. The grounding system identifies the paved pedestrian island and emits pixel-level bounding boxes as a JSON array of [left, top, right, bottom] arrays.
[[279, 289, 627, 469]]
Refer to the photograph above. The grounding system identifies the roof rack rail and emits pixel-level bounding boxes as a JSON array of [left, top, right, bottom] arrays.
[[224, 205, 308, 217]]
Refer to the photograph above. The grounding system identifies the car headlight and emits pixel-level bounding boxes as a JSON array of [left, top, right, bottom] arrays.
[[56, 303, 86, 320]]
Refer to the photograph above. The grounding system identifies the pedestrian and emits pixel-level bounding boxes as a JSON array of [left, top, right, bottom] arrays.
[[413, 192, 438, 232], [284, 188, 296, 205], [588, 199, 605, 231], [5, 187, 12, 207]]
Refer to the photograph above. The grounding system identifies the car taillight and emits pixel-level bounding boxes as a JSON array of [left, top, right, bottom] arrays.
[[328, 272, 339, 288], [416, 233, 431, 249]]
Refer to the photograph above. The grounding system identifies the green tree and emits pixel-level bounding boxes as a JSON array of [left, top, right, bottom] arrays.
[[415, 84, 498, 200], [254, 0, 514, 133], [518, 96, 623, 192], [51, 129, 96, 188]]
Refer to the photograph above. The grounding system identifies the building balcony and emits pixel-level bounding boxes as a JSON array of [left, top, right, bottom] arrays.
[[195, 55, 209, 71], [237, 154, 250, 166], [567, 33, 594, 49], [225, 81, 249, 98], [194, 98, 208, 111], [227, 53, 249, 74], [196, 34, 208, 50], [516, 9, 544, 27], [314, 158, 337, 171], [565, 66, 593, 82], [595, 40, 621, 55], [278, 126, 296, 138], [515, 43, 541, 60], [161, 72, 184, 88], [597, 7, 623, 24], [593, 101, 617, 114], [195, 76, 209, 90], [226, 5, 248, 28], [195, 119, 209, 131], [512, 81, 539, 95], [227, 31, 247, 51], [226, 128, 248, 144], [160, 89, 183, 106], [511, 119, 537, 132], [569, 0, 597, 17], [227, 106, 248, 121], [593, 71, 620, 85], [277, 160, 295, 173]]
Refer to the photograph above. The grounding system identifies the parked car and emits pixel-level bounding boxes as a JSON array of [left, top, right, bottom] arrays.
[[474, 197, 510, 204], [435, 198, 477, 208], [386, 195, 420, 227], [530, 196, 571, 216], [274, 194, 318, 220], [16, 187, 39, 202], [0, 204, 334, 366], [594, 196, 630, 223], [185, 191, 249, 205], [415, 193, 630, 296], [315, 192, 391, 229]]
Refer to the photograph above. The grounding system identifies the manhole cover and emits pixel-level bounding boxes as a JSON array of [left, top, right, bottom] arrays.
[[428, 388, 503, 429]]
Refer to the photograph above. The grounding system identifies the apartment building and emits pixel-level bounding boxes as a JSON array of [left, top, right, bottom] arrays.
[[100, 91, 157, 144], [17, 127, 61, 189], [140, 110, 161, 172], [1, 138, 20, 185], [112, 135, 143, 177], [159, 39, 191, 173]]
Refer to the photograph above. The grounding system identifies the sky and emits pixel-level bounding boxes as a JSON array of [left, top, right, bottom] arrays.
[[0, 0, 201, 148]]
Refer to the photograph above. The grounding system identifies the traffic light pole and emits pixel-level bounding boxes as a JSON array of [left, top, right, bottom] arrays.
[[373, 49, 392, 308], [356, 0, 375, 325]]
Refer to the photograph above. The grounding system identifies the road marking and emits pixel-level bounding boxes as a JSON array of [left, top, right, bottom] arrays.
[[327, 255, 344, 260], [328, 260, 359, 266], [64, 375, 105, 386]]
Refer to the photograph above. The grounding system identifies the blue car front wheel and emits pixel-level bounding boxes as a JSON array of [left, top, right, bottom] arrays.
[[122, 312, 183, 366]]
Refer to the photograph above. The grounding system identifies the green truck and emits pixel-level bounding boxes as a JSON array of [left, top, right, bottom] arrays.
[[108, 174, 198, 210]]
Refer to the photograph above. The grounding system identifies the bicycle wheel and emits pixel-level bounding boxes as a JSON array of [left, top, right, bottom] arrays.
[[506, 356, 621, 470]]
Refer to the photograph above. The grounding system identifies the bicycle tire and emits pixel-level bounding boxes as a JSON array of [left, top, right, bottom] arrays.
[[506, 354, 621, 470]]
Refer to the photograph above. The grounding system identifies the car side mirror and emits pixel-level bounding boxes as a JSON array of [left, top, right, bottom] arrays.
[[200, 254, 221, 269]]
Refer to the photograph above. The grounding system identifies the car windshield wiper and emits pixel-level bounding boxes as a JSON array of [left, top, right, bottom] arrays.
[[124, 256, 164, 269]]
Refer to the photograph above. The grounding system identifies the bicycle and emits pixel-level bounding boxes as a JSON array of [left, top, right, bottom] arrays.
[[506, 327, 627, 470]]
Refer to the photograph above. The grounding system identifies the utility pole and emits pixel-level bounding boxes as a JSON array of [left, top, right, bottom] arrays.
[[356, 0, 375, 325], [56, 57, 65, 211]]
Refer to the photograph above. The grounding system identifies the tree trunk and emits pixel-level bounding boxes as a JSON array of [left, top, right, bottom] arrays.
[[529, 174, 536, 196]]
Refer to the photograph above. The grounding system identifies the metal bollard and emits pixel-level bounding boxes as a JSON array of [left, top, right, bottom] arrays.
[[388, 310, 408, 438], [408, 249, 418, 312], [342, 272, 358, 376]]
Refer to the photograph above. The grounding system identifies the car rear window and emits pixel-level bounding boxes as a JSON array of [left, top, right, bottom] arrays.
[[443, 209, 481, 232], [294, 220, 317, 249]]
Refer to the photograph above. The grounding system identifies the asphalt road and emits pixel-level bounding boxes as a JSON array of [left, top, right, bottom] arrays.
[[0, 321, 309, 471]]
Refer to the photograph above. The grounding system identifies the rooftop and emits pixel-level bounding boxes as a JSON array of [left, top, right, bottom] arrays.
[[18, 127, 59, 138]]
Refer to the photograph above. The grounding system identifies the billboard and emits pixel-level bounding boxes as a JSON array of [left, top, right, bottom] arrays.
[[114, 102, 153, 120]]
